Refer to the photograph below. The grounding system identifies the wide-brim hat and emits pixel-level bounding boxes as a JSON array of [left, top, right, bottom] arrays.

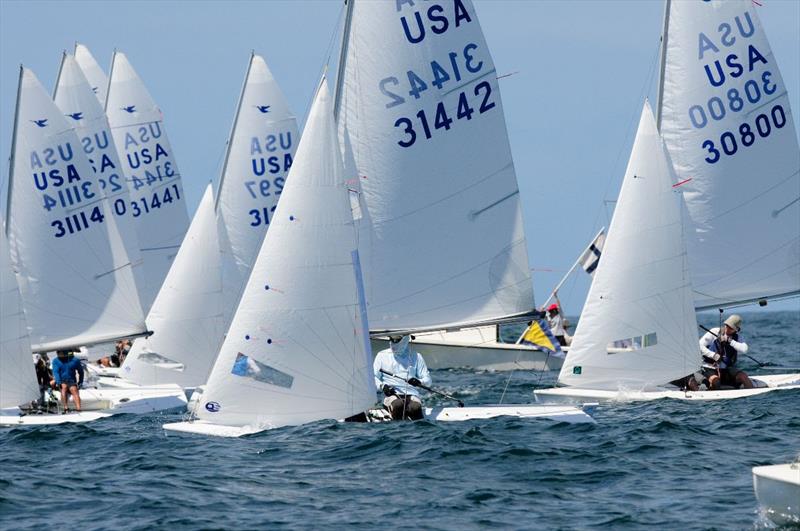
[[723, 314, 742, 331]]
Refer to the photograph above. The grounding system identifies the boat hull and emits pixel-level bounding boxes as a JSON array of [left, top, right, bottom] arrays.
[[753, 464, 800, 526], [534, 373, 800, 403], [371, 326, 563, 371]]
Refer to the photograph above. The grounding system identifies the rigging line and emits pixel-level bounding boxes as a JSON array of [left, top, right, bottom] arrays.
[[469, 190, 519, 220], [772, 196, 800, 218], [300, 1, 346, 127]]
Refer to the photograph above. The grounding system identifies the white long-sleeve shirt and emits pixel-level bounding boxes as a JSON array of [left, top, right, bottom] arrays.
[[373, 348, 431, 397], [699, 327, 749, 369]]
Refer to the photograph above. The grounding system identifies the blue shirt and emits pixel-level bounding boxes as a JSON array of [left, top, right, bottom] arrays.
[[52, 356, 84, 386], [373, 348, 431, 397]]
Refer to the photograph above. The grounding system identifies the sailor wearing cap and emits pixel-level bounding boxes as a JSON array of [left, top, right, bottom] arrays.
[[699, 314, 754, 390], [545, 303, 571, 346], [373, 335, 431, 421]]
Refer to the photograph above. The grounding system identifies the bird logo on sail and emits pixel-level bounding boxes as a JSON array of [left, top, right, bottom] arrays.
[[122, 105, 136, 113], [30, 119, 48, 128], [66, 112, 83, 121], [91, 86, 99, 93], [255, 105, 271, 114]]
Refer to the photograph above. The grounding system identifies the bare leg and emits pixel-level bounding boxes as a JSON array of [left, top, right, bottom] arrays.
[[736, 372, 754, 389], [60, 383, 69, 412], [707, 375, 720, 390], [69, 385, 81, 411]]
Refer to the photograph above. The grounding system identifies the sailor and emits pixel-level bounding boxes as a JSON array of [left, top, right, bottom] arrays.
[[699, 314, 753, 390], [373, 335, 431, 421], [51, 350, 85, 413], [545, 303, 571, 346], [33, 353, 53, 406]]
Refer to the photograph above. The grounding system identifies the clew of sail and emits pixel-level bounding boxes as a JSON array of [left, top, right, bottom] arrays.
[[215, 53, 299, 326], [337, 0, 534, 334], [194, 80, 374, 430], [122, 184, 224, 388], [558, 102, 700, 390], [5, 67, 147, 352], [0, 227, 39, 409], [106, 51, 190, 314], [658, 0, 800, 309]]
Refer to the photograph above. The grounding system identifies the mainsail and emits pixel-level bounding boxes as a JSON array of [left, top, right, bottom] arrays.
[[658, 0, 800, 309], [106, 51, 190, 313], [0, 227, 38, 409], [74, 43, 109, 106], [53, 52, 145, 305], [558, 103, 700, 390], [122, 184, 223, 387], [195, 81, 374, 429], [216, 53, 299, 324], [336, 0, 535, 334], [5, 67, 146, 352]]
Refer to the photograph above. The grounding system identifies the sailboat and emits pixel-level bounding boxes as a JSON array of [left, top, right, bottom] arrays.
[[334, 0, 560, 372], [534, 102, 799, 403], [115, 53, 298, 391], [2, 66, 186, 423], [164, 80, 377, 437], [106, 50, 191, 314], [752, 461, 800, 526]]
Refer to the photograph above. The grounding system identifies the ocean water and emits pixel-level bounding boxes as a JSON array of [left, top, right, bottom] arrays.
[[1, 311, 798, 530]]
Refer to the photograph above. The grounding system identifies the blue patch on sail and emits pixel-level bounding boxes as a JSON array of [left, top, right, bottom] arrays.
[[205, 401, 221, 412], [231, 352, 293, 389]]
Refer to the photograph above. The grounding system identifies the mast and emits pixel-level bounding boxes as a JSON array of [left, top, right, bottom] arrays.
[[333, 0, 355, 122], [52, 51, 67, 100], [4, 66, 23, 237], [655, 0, 671, 131], [215, 51, 255, 211], [104, 49, 116, 113]]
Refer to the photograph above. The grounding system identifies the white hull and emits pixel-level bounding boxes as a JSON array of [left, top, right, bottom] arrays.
[[753, 463, 800, 526], [163, 403, 595, 437], [0, 385, 187, 426], [372, 326, 563, 371], [534, 374, 800, 403]]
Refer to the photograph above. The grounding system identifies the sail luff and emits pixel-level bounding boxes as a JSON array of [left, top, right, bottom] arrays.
[[215, 52, 255, 212], [333, 0, 355, 122], [655, 0, 671, 131], [4, 66, 23, 237]]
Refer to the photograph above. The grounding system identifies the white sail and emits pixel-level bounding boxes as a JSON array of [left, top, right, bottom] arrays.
[[659, 0, 800, 309], [54, 52, 146, 307], [0, 228, 38, 409], [338, 0, 534, 333], [216, 53, 299, 325], [5, 67, 146, 352], [106, 51, 191, 313], [558, 103, 700, 390], [74, 43, 108, 106], [122, 184, 223, 387], [195, 81, 374, 429]]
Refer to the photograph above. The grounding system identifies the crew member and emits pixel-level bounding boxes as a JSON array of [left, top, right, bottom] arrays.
[[51, 350, 85, 413], [545, 303, 571, 346], [699, 314, 753, 390], [373, 335, 431, 420], [34, 353, 53, 406]]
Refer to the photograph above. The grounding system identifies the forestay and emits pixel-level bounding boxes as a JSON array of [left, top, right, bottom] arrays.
[[558, 103, 700, 390], [195, 81, 374, 430], [74, 43, 109, 106], [122, 184, 224, 388], [337, 0, 534, 333], [5, 68, 146, 352], [658, 0, 800, 309], [106, 51, 190, 313], [54, 52, 145, 303], [216, 53, 299, 325], [0, 228, 38, 409]]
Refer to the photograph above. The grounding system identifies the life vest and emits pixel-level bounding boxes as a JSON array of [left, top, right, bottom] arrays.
[[712, 331, 739, 367]]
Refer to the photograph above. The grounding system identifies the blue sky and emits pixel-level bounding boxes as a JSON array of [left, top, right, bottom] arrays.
[[1, 0, 798, 314]]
